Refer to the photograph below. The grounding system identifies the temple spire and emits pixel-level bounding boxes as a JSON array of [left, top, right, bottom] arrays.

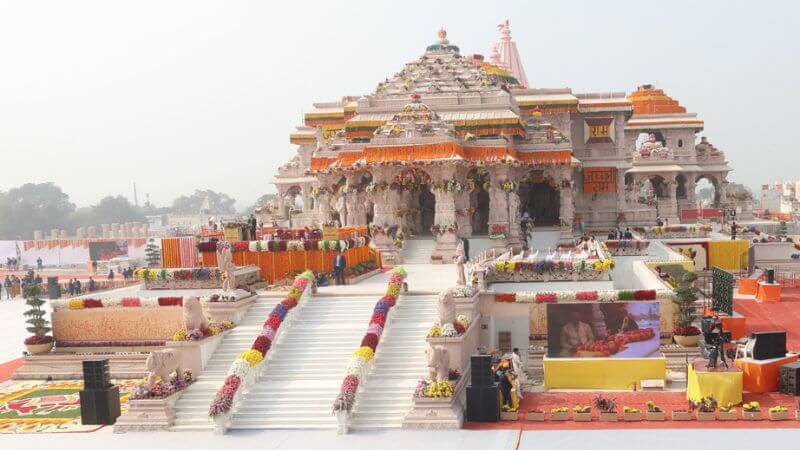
[[494, 20, 529, 87]]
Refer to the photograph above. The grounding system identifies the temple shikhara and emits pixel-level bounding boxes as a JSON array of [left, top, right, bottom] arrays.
[[272, 24, 734, 261]]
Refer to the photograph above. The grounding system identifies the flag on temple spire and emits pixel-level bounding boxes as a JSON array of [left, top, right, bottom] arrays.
[[495, 20, 528, 87]]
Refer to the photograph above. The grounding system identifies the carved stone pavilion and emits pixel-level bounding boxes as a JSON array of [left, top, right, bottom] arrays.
[[272, 24, 733, 261]]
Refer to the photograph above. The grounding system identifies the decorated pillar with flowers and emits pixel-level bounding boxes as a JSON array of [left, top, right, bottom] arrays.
[[430, 167, 460, 263], [312, 185, 333, 225], [369, 167, 402, 265], [486, 166, 510, 249]]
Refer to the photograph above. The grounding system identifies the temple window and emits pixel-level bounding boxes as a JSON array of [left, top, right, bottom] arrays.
[[678, 139, 683, 148]]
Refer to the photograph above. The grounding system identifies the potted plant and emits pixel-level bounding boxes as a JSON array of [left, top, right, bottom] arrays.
[[500, 404, 518, 421], [594, 395, 618, 422], [768, 405, 789, 421], [572, 405, 591, 422], [645, 401, 665, 421], [691, 397, 717, 421], [673, 272, 701, 347], [549, 407, 569, 421], [622, 406, 642, 421], [718, 404, 737, 421], [23, 285, 54, 355], [742, 401, 762, 420], [672, 409, 692, 421], [525, 409, 545, 422]]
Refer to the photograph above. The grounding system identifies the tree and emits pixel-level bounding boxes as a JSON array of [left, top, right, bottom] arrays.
[[673, 271, 699, 335], [778, 221, 788, 238], [23, 284, 53, 345], [0, 183, 76, 239], [145, 238, 162, 267], [245, 193, 277, 214], [171, 190, 236, 214], [70, 195, 146, 229]]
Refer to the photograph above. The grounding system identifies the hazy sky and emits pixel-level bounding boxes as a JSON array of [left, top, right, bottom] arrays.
[[1, 1, 798, 209]]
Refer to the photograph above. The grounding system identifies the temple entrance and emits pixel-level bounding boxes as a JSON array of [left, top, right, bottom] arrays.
[[522, 182, 560, 226], [695, 175, 719, 207], [418, 185, 436, 235], [467, 168, 490, 235]]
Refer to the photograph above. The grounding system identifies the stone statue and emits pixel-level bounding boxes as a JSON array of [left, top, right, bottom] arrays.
[[216, 242, 236, 292], [145, 348, 182, 385], [425, 344, 450, 382], [183, 296, 209, 331], [335, 195, 348, 227], [437, 289, 456, 325], [455, 241, 466, 286]]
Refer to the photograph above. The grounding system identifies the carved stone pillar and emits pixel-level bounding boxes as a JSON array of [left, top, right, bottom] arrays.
[[317, 192, 332, 225], [616, 168, 627, 212], [431, 166, 459, 263], [558, 173, 576, 245], [455, 191, 472, 237]]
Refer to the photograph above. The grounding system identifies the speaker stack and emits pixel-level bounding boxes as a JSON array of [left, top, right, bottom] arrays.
[[766, 269, 776, 284], [779, 361, 800, 395], [79, 359, 121, 425], [466, 355, 500, 422], [750, 331, 787, 360], [46, 277, 60, 299]]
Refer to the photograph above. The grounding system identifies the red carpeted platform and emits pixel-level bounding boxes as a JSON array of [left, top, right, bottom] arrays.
[[464, 391, 800, 430], [0, 358, 23, 382], [734, 287, 800, 352]]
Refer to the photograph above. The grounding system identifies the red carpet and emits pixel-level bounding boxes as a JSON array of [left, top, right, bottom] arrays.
[[734, 287, 800, 351], [0, 358, 23, 382], [465, 391, 800, 430]]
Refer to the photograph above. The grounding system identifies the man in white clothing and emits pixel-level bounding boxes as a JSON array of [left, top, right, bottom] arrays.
[[559, 310, 594, 356]]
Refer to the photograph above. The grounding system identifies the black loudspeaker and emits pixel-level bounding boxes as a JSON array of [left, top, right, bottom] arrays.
[[470, 355, 493, 387], [766, 269, 775, 284], [79, 385, 121, 425], [751, 331, 787, 360], [779, 361, 800, 395], [47, 277, 60, 299], [466, 385, 500, 422], [82, 359, 111, 390]]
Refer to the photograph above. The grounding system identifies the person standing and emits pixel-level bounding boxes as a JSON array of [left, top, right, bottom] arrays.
[[333, 250, 347, 286], [461, 237, 470, 262], [108, 269, 115, 281], [37, 257, 43, 270], [74, 278, 82, 294], [2, 276, 10, 300], [88, 277, 95, 292], [11, 276, 21, 298]]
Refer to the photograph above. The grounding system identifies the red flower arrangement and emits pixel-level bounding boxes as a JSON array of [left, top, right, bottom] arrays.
[[361, 333, 379, 351], [454, 322, 466, 334], [232, 241, 249, 252], [634, 290, 657, 300], [576, 291, 598, 301], [252, 335, 272, 355], [158, 297, 183, 307], [534, 293, 557, 303], [83, 299, 103, 308], [674, 325, 701, 336], [496, 293, 516, 303], [380, 295, 396, 308], [266, 315, 282, 330], [280, 298, 298, 309], [370, 312, 386, 327]]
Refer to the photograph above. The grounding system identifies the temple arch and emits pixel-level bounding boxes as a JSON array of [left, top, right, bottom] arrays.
[[695, 174, 720, 207], [467, 168, 490, 235], [519, 170, 560, 226]]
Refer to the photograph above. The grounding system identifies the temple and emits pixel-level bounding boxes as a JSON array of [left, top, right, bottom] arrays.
[[272, 24, 734, 261]]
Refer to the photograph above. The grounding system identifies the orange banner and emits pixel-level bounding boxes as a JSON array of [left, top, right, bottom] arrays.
[[583, 167, 617, 193]]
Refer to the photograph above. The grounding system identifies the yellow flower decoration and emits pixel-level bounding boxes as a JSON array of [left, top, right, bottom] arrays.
[[239, 349, 264, 367], [173, 329, 188, 341], [386, 284, 400, 298], [68, 298, 85, 309], [208, 325, 221, 335], [427, 325, 441, 337], [353, 346, 374, 361]]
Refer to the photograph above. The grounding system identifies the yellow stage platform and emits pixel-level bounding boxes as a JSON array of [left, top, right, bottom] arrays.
[[543, 355, 666, 389]]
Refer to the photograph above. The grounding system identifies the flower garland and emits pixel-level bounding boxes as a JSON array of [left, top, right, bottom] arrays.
[[429, 223, 458, 236], [333, 266, 407, 413], [134, 268, 222, 282], [427, 314, 470, 338], [202, 237, 370, 254], [52, 296, 184, 311], [495, 289, 672, 303], [208, 271, 313, 417], [489, 224, 507, 239], [131, 370, 194, 400], [490, 257, 615, 275]]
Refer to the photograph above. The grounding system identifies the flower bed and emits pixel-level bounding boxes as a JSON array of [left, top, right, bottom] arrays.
[[483, 243, 615, 284], [208, 271, 313, 421], [134, 268, 221, 282], [332, 267, 407, 414], [172, 320, 233, 342], [51, 296, 185, 310], [637, 225, 711, 239], [131, 370, 195, 400], [494, 289, 673, 303], [427, 315, 470, 338]]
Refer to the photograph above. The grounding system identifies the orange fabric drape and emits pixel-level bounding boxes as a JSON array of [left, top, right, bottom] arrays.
[[198, 245, 379, 284], [160, 238, 182, 268]]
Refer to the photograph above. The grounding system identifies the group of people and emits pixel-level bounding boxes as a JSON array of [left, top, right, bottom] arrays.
[[66, 277, 95, 295], [2, 269, 42, 299], [5, 257, 20, 271], [606, 227, 634, 240], [108, 267, 136, 281]]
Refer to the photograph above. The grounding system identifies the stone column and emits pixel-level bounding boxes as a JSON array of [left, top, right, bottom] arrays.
[[665, 181, 679, 222], [455, 191, 473, 237], [506, 189, 522, 250], [316, 192, 333, 225], [558, 173, 576, 245], [431, 167, 459, 263]]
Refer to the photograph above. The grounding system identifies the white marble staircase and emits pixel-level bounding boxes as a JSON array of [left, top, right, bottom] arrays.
[[171, 294, 284, 431], [402, 238, 436, 264], [227, 294, 378, 429], [349, 294, 438, 429]]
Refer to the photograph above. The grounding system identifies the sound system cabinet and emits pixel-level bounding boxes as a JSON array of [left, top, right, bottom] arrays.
[[466, 385, 500, 422], [470, 355, 493, 387], [780, 361, 800, 396], [79, 385, 121, 425], [750, 331, 787, 360], [82, 359, 111, 390]]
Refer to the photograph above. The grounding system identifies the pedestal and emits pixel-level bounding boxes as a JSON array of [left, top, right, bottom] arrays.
[[431, 232, 459, 264], [734, 354, 798, 393], [372, 233, 400, 266], [543, 356, 666, 389], [756, 281, 781, 303], [113, 391, 183, 432]]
